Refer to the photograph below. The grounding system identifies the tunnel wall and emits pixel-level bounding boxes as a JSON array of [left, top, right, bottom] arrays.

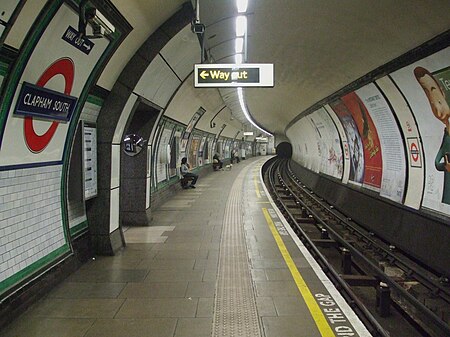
[[286, 46, 450, 276], [289, 160, 450, 278], [0, 0, 249, 325], [0, 0, 133, 327]]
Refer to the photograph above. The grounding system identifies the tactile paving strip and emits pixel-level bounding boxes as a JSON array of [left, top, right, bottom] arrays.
[[212, 167, 262, 337]]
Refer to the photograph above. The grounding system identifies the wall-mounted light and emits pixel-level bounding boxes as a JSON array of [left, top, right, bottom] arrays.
[[236, 16, 247, 37], [235, 53, 243, 64], [235, 38, 244, 53], [236, 0, 248, 13]]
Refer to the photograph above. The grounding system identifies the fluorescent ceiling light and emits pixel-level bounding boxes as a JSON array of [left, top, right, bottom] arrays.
[[235, 53, 243, 64], [236, 16, 247, 37], [236, 0, 248, 13], [235, 38, 244, 53], [237, 87, 273, 136]]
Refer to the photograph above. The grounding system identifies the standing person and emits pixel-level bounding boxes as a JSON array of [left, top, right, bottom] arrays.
[[180, 157, 198, 188], [234, 148, 240, 163]]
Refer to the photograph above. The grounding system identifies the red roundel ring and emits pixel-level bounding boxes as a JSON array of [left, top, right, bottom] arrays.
[[410, 142, 419, 162], [24, 58, 75, 153]]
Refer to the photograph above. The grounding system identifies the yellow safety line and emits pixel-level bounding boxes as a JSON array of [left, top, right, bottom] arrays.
[[254, 175, 261, 198], [262, 208, 335, 337]]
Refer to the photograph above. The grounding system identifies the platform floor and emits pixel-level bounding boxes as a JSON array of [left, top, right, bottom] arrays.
[[2, 156, 371, 337]]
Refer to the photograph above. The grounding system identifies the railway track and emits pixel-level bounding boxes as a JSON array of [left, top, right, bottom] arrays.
[[263, 157, 450, 337]]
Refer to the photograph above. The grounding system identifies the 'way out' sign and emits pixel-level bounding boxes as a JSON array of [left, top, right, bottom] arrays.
[[194, 63, 274, 88]]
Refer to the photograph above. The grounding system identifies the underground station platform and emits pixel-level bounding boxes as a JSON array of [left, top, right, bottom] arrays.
[[2, 157, 371, 337]]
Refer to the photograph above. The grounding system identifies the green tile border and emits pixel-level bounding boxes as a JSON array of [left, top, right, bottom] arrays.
[[0, 244, 70, 294], [70, 221, 88, 237]]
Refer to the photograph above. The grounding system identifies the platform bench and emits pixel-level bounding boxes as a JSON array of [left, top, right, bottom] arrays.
[[180, 175, 194, 189]]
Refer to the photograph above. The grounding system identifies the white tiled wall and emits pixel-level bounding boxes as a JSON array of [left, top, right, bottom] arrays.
[[80, 100, 102, 124], [0, 165, 66, 283], [109, 187, 120, 233], [67, 200, 86, 228], [111, 144, 120, 189]]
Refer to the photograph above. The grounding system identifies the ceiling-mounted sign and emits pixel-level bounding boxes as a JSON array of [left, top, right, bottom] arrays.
[[194, 63, 274, 87], [62, 26, 95, 55]]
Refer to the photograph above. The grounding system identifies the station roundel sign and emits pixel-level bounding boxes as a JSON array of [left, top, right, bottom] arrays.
[[24, 57, 75, 153], [410, 142, 419, 162]]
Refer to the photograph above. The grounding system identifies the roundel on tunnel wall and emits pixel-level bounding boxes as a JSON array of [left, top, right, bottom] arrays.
[[24, 58, 75, 153], [0, 3, 110, 167]]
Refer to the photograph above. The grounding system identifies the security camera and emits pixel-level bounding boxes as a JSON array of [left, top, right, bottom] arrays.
[[191, 20, 205, 34], [79, 5, 115, 39], [86, 8, 115, 36]]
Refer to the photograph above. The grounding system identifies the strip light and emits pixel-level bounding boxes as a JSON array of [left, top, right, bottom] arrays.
[[237, 87, 273, 136], [236, 16, 247, 37], [234, 1, 271, 136], [235, 38, 244, 53], [236, 0, 248, 13]]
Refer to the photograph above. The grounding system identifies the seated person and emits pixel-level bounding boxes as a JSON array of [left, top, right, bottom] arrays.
[[213, 153, 223, 170], [180, 157, 198, 188], [233, 149, 240, 163]]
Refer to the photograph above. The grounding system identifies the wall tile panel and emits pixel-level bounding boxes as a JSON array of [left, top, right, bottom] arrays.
[[0, 165, 66, 285]]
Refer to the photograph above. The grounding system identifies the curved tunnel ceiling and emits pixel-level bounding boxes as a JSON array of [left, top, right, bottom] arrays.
[[96, 1, 449, 137]]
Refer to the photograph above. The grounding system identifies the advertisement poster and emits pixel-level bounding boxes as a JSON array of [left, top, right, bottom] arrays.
[[342, 92, 383, 189], [390, 47, 450, 215], [156, 128, 172, 183], [301, 116, 320, 172], [207, 134, 215, 162], [180, 136, 189, 154], [310, 108, 343, 179], [198, 135, 207, 166], [180, 107, 205, 154], [330, 99, 365, 184], [286, 121, 304, 168], [355, 83, 406, 203], [224, 140, 231, 159], [189, 135, 200, 168]]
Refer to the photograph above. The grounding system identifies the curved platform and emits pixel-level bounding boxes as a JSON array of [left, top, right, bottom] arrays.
[[2, 157, 371, 337]]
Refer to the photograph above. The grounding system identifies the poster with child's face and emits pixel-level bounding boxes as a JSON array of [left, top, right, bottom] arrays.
[[390, 47, 450, 215]]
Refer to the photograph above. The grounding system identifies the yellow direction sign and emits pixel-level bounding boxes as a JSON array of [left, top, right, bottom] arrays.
[[194, 63, 274, 88]]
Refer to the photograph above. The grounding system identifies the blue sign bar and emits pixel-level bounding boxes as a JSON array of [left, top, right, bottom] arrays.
[[14, 82, 78, 121], [62, 26, 94, 55]]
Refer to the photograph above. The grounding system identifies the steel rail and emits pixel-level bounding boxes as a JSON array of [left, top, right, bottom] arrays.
[[265, 158, 390, 337], [285, 163, 450, 302], [271, 158, 450, 337]]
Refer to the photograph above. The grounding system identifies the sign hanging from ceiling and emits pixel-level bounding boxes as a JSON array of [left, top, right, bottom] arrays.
[[194, 63, 274, 88]]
